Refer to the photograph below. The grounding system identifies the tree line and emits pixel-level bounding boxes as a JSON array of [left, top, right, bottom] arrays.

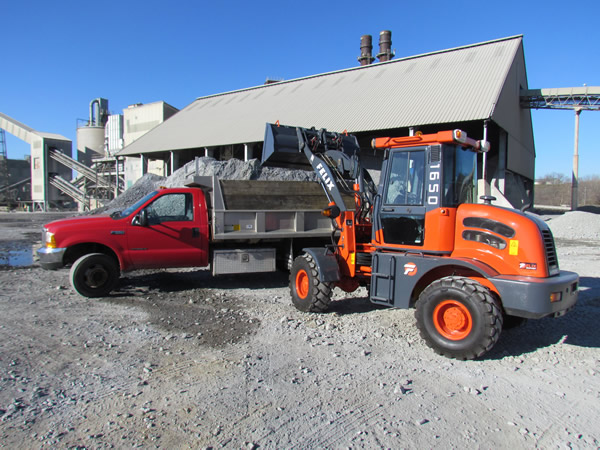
[[535, 173, 600, 207]]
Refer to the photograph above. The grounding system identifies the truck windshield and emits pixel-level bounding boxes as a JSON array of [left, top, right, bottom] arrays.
[[442, 145, 476, 207], [118, 191, 159, 218]]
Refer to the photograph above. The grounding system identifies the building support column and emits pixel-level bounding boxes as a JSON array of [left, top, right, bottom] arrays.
[[115, 157, 120, 196], [571, 108, 581, 210], [244, 143, 254, 161]]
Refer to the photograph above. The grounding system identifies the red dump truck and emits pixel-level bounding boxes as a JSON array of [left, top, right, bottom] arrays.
[[37, 175, 338, 297]]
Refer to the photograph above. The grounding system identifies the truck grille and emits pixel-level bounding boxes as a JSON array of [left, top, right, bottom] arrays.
[[542, 229, 559, 275]]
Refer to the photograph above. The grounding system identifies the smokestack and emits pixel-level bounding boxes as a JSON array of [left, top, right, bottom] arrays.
[[357, 34, 375, 66], [377, 30, 395, 62]]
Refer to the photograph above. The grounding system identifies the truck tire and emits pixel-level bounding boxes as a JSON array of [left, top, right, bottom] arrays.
[[70, 253, 120, 298], [415, 276, 503, 360], [289, 253, 332, 312]]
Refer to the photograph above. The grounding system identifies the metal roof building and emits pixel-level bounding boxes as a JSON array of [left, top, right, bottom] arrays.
[[119, 35, 534, 207]]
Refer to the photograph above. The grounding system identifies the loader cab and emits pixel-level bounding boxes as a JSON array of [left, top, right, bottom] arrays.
[[372, 130, 480, 254]]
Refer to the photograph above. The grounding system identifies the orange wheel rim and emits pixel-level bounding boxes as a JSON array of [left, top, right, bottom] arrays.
[[433, 300, 473, 340], [296, 270, 309, 299]]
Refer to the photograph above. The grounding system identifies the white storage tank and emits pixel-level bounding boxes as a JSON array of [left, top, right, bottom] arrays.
[[77, 126, 105, 164], [77, 98, 109, 165]]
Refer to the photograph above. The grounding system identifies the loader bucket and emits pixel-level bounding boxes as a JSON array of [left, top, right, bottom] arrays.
[[261, 123, 361, 170], [261, 123, 312, 170]]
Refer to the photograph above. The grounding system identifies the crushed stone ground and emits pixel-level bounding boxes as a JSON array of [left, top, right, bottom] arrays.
[[0, 209, 599, 448]]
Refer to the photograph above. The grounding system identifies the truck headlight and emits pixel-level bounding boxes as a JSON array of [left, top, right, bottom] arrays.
[[45, 231, 57, 249]]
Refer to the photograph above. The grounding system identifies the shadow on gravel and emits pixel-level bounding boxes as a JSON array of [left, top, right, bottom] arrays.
[[98, 271, 267, 348], [485, 275, 600, 359], [328, 296, 387, 315], [111, 269, 289, 296]]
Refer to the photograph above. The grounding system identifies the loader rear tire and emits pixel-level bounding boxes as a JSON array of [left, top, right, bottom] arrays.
[[415, 276, 503, 360], [290, 253, 332, 313], [70, 253, 119, 298]]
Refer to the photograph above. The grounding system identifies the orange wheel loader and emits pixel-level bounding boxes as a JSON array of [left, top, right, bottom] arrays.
[[262, 123, 578, 360]]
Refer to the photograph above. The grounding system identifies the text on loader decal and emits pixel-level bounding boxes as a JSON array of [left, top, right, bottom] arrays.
[[427, 162, 441, 206], [316, 163, 335, 191]]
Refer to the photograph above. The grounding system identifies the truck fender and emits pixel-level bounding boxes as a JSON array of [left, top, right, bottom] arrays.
[[302, 248, 341, 283]]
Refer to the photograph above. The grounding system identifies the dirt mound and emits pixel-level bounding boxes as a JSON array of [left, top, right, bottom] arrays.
[[548, 210, 600, 241]]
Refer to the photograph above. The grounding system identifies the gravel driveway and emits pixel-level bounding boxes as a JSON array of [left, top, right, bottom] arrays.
[[0, 211, 599, 448]]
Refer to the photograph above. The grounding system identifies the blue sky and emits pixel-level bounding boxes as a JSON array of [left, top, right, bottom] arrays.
[[2, 0, 598, 178]]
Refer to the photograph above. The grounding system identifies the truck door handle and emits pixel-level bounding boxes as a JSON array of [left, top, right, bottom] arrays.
[[192, 228, 200, 238], [382, 207, 394, 212]]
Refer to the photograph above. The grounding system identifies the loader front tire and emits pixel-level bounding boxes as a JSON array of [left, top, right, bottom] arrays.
[[415, 276, 503, 360], [290, 253, 332, 312]]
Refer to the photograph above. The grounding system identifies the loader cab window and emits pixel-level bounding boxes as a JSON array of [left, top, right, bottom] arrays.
[[442, 145, 476, 207], [384, 150, 425, 205], [145, 193, 194, 225]]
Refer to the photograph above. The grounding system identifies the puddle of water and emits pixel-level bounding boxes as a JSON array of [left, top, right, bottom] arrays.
[[0, 242, 36, 267]]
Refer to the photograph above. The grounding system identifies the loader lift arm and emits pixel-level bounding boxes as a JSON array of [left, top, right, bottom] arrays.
[[262, 123, 375, 221]]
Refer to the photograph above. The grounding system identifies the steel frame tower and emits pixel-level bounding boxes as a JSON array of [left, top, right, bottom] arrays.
[[521, 86, 600, 210], [0, 129, 8, 188]]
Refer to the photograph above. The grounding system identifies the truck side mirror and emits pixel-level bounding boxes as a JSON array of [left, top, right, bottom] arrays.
[[133, 209, 149, 227]]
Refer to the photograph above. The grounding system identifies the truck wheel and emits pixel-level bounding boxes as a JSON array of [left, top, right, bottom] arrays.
[[415, 276, 503, 360], [70, 253, 120, 298], [290, 253, 332, 312]]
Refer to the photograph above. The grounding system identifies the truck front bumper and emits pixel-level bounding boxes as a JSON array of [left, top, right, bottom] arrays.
[[37, 247, 66, 270], [492, 270, 578, 319]]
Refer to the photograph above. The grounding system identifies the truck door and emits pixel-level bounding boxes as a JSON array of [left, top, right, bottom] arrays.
[[126, 191, 208, 269], [375, 148, 427, 247]]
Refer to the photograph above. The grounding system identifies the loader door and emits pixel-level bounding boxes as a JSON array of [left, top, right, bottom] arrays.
[[377, 149, 427, 246]]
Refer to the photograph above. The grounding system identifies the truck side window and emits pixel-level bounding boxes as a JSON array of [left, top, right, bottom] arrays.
[[146, 193, 193, 224], [384, 150, 425, 205]]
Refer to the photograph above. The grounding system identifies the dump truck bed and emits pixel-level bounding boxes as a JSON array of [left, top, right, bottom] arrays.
[[188, 176, 353, 241]]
